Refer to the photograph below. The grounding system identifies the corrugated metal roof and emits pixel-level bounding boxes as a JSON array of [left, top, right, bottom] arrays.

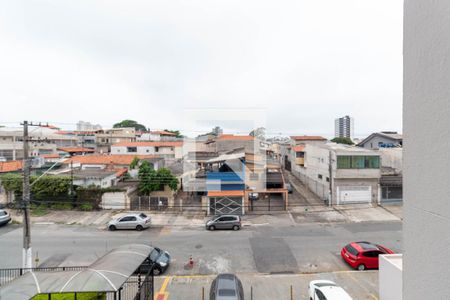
[[0, 244, 153, 300]]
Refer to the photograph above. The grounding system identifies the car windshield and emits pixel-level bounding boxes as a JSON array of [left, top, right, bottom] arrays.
[[315, 282, 336, 287], [139, 213, 147, 219], [0, 211, 6, 216], [218, 289, 237, 296], [149, 248, 161, 261]]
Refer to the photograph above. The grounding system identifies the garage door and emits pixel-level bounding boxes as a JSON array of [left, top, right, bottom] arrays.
[[337, 186, 371, 204], [209, 196, 244, 215]]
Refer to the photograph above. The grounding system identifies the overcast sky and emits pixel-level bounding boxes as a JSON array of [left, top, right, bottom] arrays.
[[0, 0, 403, 138]]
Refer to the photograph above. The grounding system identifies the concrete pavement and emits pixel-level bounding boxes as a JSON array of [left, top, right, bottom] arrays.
[[7, 203, 402, 229]]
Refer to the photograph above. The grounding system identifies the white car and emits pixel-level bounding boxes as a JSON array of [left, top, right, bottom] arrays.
[[308, 280, 352, 300]]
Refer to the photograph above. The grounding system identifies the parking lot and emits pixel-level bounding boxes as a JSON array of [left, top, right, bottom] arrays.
[[154, 271, 379, 300]]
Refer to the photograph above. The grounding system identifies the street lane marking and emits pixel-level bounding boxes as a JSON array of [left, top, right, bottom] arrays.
[[155, 276, 171, 300]]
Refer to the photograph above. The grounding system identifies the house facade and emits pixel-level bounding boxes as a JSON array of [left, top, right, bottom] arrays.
[[357, 132, 403, 149], [110, 141, 184, 159], [291, 142, 381, 205], [95, 127, 136, 153]]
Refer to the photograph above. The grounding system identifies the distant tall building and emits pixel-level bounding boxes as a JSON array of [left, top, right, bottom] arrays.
[[76, 121, 102, 131], [334, 115, 354, 139]]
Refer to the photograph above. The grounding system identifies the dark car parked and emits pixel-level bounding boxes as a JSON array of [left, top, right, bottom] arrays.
[[210, 274, 244, 300], [206, 215, 241, 231], [134, 247, 171, 275]]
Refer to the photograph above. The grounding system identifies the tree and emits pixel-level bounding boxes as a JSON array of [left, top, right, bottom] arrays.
[[249, 127, 266, 140], [163, 129, 183, 138], [138, 162, 178, 195], [130, 156, 140, 169], [138, 161, 158, 195], [331, 137, 354, 145], [113, 119, 147, 131]]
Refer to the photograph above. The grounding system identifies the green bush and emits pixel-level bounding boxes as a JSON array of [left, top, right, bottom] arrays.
[[51, 203, 73, 210], [79, 203, 94, 211]]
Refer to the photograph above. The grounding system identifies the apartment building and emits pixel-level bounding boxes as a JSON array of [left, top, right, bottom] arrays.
[[291, 142, 381, 205], [335, 115, 354, 139]]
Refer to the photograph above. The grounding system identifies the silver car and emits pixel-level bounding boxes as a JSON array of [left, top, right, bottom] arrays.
[[0, 209, 11, 226], [206, 215, 241, 231], [108, 213, 151, 231]]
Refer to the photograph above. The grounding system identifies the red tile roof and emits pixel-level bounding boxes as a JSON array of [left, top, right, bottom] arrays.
[[151, 130, 177, 136], [292, 145, 305, 152], [290, 135, 327, 141], [58, 147, 95, 153], [207, 190, 244, 197], [115, 168, 128, 177], [62, 155, 158, 166], [0, 160, 23, 173], [112, 141, 183, 147], [217, 134, 254, 141]]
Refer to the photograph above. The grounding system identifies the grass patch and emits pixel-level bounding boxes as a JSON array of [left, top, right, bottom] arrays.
[[31, 205, 49, 217], [32, 292, 106, 300], [11, 220, 21, 225]]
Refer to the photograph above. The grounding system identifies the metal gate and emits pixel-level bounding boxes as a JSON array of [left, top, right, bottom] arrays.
[[209, 196, 243, 215], [130, 196, 169, 210]]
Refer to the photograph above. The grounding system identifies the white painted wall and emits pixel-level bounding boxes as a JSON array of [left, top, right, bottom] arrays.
[[404, 1, 450, 298], [379, 254, 402, 300]]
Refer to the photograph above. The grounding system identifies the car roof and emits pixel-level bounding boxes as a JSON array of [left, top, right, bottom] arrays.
[[318, 285, 352, 299], [352, 241, 379, 252]]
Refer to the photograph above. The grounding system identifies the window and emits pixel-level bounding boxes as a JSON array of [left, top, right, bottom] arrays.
[[345, 244, 359, 256], [326, 177, 330, 182], [315, 289, 327, 300], [296, 151, 304, 158], [139, 213, 148, 219], [318, 174, 323, 180], [363, 251, 380, 258], [127, 147, 137, 153], [155, 147, 159, 152], [120, 216, 132, 222], [337, 156, 380, 169]]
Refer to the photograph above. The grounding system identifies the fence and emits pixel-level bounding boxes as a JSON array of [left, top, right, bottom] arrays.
[[130, 196, 171, 211], [0, 266, 154, 300], [0, 266, 87, 287], [290, 169, 329, 201]]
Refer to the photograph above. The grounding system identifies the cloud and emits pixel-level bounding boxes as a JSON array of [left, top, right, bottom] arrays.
[[0, 0, 403, 138]]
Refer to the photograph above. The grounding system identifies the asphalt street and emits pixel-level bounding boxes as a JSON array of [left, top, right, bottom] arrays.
[[0, 221, 402, 275]]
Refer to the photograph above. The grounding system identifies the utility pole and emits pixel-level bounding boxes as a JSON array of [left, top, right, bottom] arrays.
[[21, 121, 32, 269]]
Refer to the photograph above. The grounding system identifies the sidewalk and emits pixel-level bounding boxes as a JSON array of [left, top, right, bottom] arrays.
[[9, 203, 402, 228]]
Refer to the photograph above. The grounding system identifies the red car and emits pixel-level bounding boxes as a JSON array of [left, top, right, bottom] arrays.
[[341, 241, 394, 270]]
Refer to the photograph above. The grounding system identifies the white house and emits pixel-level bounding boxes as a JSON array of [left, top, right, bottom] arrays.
[[111, 141, 184, 159]]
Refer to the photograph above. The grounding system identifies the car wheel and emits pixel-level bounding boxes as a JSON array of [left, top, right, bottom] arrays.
[[152, 267, 161, 275], [232, 225, 240, 231], [209, 225, 215, 231], [136, 225, 144, 231], [109, 225, 116, 231], [357, 264, 366, 271]]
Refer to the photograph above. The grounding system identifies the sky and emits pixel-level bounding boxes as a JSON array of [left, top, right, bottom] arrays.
[[0, 0, 403, 138]]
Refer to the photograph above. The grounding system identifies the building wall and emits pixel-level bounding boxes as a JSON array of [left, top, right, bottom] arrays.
[[379, 148, 403, 173], [360, 136, 401, 150], [379, 254, 402, 300], [404, 1, 450, 298]]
